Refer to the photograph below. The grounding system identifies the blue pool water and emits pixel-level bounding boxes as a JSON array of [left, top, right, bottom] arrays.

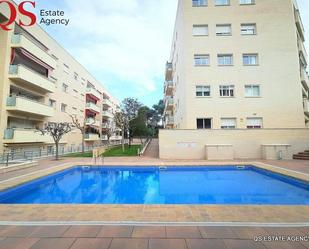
[[0, 166, 308, 205]]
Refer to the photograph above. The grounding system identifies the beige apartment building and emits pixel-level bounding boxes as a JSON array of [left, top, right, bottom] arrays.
[[161, 0, 309, 159], [0, 1, 121, 154]]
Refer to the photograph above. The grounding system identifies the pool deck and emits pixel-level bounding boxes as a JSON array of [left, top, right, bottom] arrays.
[[0, 225, 308, 249], [0, 157, 309, 248]]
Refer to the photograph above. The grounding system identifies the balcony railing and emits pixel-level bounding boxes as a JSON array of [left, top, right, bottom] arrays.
[[85, 118, 100, 127], [11, 34, 57, 69], [102, 111, 113, 118], [9, 65, 55, 93], [301, 69, 309, 90], [101, 135, 108, 141], [85, 102, 100, 113], [164, 97, 174, 112], [3, 128, 53, 143], [6, 96, 54, 117], [295, 9, 305, 42], [102, 98, 112, 107], [165, 62, 173, 81], [86, 87, 101, 100], [164, 80, 173, 96], [85, 133, 100, 141], [110, 135, 122, 140], [298, 39, 308, 65]]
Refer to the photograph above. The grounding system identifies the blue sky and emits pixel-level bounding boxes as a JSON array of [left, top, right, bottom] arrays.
[[16, 0, 309, 107]]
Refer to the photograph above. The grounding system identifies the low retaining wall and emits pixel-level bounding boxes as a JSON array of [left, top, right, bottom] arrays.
[[159, 129, 309, 160]]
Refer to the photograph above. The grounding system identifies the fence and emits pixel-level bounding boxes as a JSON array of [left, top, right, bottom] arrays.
[[0, 140, 125, 167]]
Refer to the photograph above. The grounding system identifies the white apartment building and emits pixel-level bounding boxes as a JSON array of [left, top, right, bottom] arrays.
[[160, 0, 309, 160], [164, 0, 308, 130], [0, 1, 121, 154]]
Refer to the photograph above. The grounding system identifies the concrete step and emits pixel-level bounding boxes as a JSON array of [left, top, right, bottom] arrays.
[[293, 155, 309, 160]]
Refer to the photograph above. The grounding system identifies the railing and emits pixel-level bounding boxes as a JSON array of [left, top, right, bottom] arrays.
[[138, 137, 152, 156], [0, 141, 124, 167], [85, 102, 100, 113], [86, 87, 101, 99]]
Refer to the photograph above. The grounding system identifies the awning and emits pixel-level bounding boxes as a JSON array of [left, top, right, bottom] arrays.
[[18, 48, 54, 71]]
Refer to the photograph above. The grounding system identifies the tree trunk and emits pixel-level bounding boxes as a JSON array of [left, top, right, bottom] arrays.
[[55, 142, 59, 160], [81, 131, 85, 153], [122, 126, 125, 152]]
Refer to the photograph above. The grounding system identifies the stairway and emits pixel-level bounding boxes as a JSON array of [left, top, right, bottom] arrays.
[[143, 139, 159, 158], [293, 150, 309, 160]]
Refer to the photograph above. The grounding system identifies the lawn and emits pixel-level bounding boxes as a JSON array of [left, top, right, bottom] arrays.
[[64, 151, 93, 157], [103, 145, 141, 157]]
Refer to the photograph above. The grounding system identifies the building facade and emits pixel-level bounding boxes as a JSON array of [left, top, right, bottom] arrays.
[[0, 1, 121, 154], [164, 0, 308, 130]]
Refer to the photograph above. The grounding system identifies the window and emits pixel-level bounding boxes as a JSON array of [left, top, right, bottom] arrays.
[[215, 0, 230, 6], [241, 24, 256, 35], [243, 54, 258, 65], [216, 24, 232, 36], [74, 72, 79, 80], [240, 0, 255, 5], [245, 85, 260, 97], [196, 85, 211, 97], [193, 25, 208, 36], [247, 118, 263, 129], [62, 83, 68, 93], [61, 103, 67, 112], [73, 89, 78, 98], [192, 0, 207, 6], [194, 54, 210, 66], [197, 118, 212, 129], [218, 54, 233, 66], [63, 63, 69, 74], [221, 118, 236, 129], [220, 85, 235, 97], [48, 99, 56, 107]]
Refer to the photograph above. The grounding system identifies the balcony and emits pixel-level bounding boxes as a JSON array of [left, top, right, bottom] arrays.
[[9, 65, 55, 93], [165, 62, 173, 81], [101, 135, 108, 141], [164, 81, 173, 96], [11, 34, 57, 69], [85, 102, 100, 114], [102, 111, 113, 119], [6, 96, 54, 117], [3, 128, 53, 144], [165, 116, 174, 129], [298, 42, 308, 66], [164, 97, 174, 112], [301, 69, 309, 90], [102, 98, 112, 107], [295, 9, 305, 42], [86, 87, 101, 100], [110, 135, 122, 140], [85, 133, 100, 141], [85, 118, 100, 127]]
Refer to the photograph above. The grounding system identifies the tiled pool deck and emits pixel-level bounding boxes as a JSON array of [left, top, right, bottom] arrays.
[[0, 225, 308, 249], [0, 157, 308, 225]]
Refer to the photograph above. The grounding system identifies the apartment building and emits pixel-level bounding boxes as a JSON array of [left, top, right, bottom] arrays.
[[164, 0, 308, 130], [0, 2, 121, 154], [160, 0, 309, 159]]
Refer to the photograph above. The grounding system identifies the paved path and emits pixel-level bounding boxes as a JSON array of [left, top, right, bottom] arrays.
[[143, 139, 159, 158], [0, 225, 308, 249]]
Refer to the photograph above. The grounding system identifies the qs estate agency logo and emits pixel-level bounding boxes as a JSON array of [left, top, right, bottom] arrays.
[[0, 1, 36, 31]]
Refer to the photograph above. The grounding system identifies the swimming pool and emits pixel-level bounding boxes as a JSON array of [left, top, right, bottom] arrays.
[[0, 166, 308, 205]]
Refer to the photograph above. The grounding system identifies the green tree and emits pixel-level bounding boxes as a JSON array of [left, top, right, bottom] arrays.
[[121, 98, 142, 146], [130, 106, 152, 143]]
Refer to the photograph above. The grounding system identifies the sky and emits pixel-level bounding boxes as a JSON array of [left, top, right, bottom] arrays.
[[16, 0, 309, 107]]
